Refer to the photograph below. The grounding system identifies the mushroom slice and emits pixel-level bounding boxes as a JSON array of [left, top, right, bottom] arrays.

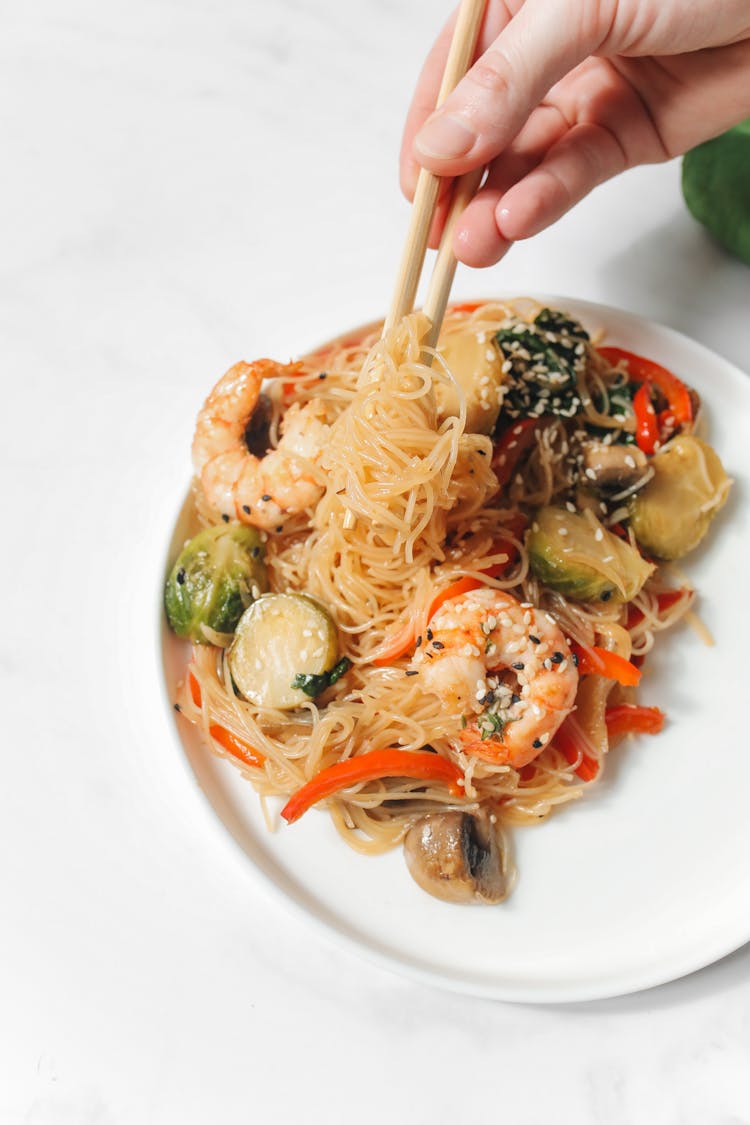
[[403, 809, 507, 904], [581, 441, 650, 495]]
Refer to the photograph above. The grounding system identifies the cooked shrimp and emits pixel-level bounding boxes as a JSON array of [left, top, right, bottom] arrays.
[[411, 587, 578, 768], [192, 360, 329, 530]]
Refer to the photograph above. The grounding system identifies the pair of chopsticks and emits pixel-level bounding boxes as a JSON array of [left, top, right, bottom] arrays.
[[383, 0, 487, 352]]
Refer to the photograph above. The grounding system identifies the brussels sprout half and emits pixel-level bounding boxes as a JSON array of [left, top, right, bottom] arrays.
[[528, 505, 654, 602], [164, 522, 269, 644], [629, 434, 731, 560]]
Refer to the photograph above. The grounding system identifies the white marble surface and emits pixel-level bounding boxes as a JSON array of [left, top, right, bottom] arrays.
[[2, 1, 750, 1121]]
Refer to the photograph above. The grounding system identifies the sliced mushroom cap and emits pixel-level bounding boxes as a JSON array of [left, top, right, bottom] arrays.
[[581, 441, 649, 495], [403, 809, 507, 904]]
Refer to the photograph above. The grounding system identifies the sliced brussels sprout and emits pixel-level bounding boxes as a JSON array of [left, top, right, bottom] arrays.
[[528, 505, 654, 602], [435, 329, 504, 434], [629, 434, 731, 559], [164, 522, 268, 644], [228, 592, 341, 710]]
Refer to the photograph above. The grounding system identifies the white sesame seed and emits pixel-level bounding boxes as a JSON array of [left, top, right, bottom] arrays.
[[594, 528, 604, 541], [558, 527, 569, 537]]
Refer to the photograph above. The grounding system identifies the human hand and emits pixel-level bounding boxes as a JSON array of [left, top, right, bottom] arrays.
[[401, 0, 750, 266]]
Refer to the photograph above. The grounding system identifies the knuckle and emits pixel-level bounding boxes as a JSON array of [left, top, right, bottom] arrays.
[[468, 50, 513, 99]]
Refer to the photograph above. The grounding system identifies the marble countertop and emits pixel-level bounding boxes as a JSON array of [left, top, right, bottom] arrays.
[[2, 1, 749, 1121]]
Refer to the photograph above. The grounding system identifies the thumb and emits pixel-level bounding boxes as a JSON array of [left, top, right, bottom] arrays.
[[413, 0, 603, 175]]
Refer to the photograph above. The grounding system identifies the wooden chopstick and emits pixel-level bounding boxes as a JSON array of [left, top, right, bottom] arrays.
[[382, 0, 486, 339], [421, 165, 484, 353]]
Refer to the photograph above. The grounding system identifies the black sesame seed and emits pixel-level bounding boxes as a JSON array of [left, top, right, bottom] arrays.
[[600, 589, 613, 602], [529, 635, 541, 645], [511, 693, 521, 705], [532, 738, 543, 748], [261, 494, 271, 502], [242, 504, 251, 514], [551, 651, 564, 663], [511, 661, 525, 670], [477, 449, 486, 456], [405, 669, 419, 677], [250, 547, 260, 558], [572, 651, 579, 667], [485, 691, 496, 705], [415, 635, 422, 648], [426, 628, 433, 641], [176, 568, 186, 585], [275, 526, 283, 533], [318, 372, 328, 380], [432, 640, 445, 649], [174, 703, 181, 712], [221, 513, 230, 522]]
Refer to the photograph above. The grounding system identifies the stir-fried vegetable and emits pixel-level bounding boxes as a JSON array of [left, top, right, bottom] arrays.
[[164, 522, 268, 644], [494, 308, 589, 419], [435, 328, 504, 434], [280, 749, 465, 824], [571, 643, 642, 687], [605, 705, 665, 741], [228, 593, 342, 709], [527, 506, 654, 602], [597, 347, 693, 429], [185, 671, 265, 768], [629, 434, 731, 559]]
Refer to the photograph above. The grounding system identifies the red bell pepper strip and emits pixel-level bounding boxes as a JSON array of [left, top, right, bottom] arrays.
[[627, 587, 692, 629], [209, 725, 266, 769], [188, 670, 202, 708], [553, 720, 600, 782], [571, 643, 642, 687], [597, 346, 693, 426], [187, 671, 265, 768], [449, 300, 484, 314], [633, 381, 660, 454], [492, 419, 540, 489], [281, 749, 465, 824], [605, 705, 665, 740]]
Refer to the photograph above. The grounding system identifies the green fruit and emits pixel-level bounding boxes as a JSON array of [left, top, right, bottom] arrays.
[[682, 119, 750, 265]]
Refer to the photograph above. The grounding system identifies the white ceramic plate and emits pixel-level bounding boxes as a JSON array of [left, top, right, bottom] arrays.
[[160, 297, 749, 1003]]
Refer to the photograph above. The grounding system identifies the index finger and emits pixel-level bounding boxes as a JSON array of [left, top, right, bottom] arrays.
[[400, 2, 516, 200]]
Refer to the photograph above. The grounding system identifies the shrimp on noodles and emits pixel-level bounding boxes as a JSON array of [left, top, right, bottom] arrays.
[[192, 359, 329, 529], [413, 587, 578, 768]]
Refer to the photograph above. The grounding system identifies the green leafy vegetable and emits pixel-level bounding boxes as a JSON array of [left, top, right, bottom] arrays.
[[291, 657, 352, 698], [494, 308, 590, 420]]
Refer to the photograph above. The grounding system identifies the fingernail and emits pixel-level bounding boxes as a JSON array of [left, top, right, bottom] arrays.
[[415, 114, 475, 160]]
